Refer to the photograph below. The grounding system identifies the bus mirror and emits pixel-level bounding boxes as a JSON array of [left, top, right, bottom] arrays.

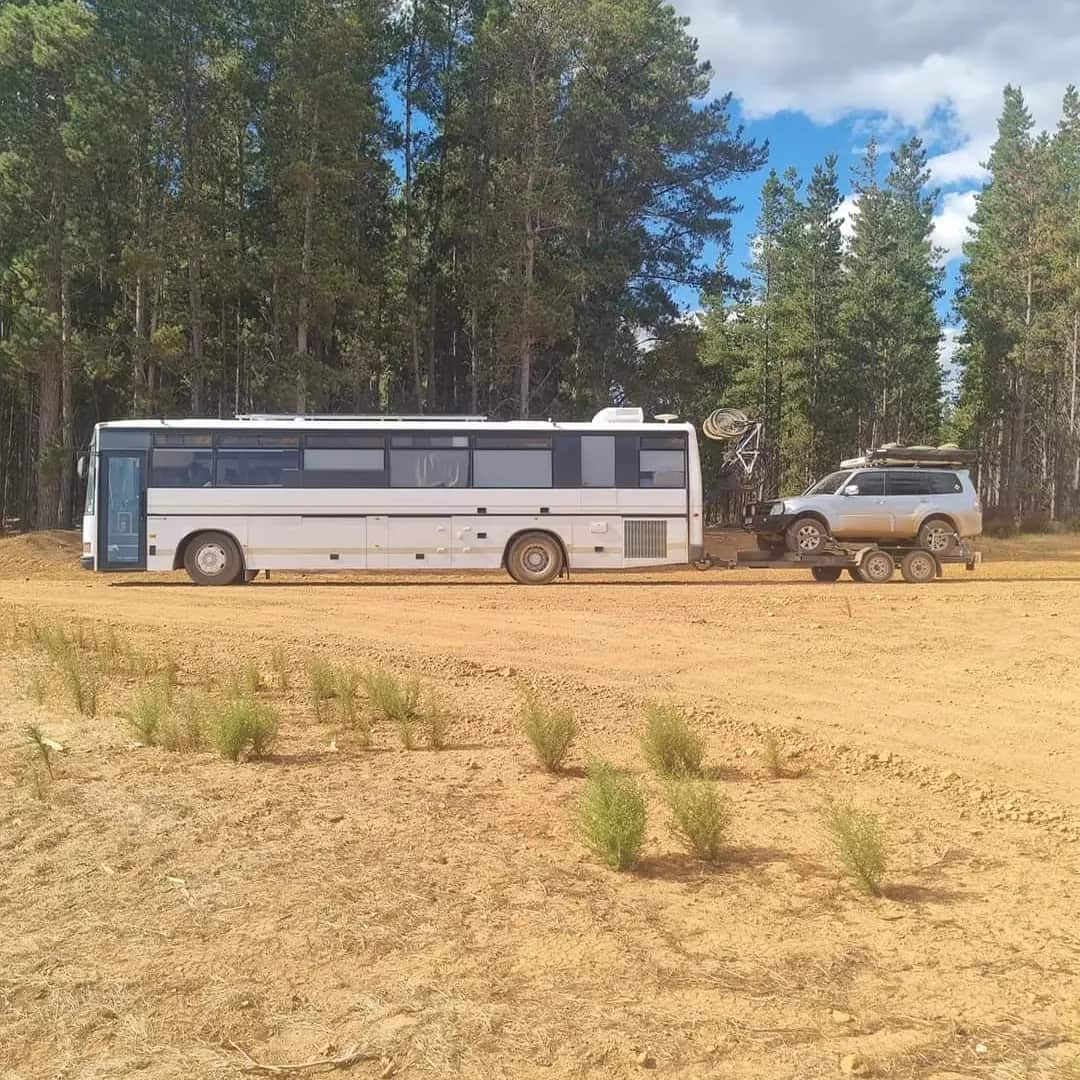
[[77, 455, 87, 480]]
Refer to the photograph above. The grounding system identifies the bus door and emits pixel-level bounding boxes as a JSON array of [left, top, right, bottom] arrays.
[[99, 451, 146, 570]]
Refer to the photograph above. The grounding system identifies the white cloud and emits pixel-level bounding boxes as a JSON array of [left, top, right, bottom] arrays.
[[672, 0, 1079, 185], [939, 325, 964, 391], [932, 190, 979, 263], [834, 193, 859, 244]]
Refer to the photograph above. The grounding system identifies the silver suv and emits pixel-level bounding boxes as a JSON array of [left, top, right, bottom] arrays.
[[745, 467, 982, 555]]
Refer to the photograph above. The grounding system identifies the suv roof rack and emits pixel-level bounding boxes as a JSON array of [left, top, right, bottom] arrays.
[[841, 446, 977, 468]]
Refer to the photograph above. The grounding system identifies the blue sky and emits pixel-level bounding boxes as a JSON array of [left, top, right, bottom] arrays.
[[671, 0, 1080, 372]]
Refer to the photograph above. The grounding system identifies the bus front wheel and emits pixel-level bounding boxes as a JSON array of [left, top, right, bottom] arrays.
[[506, 532, 563, 585], [184, 531, 244, 586]]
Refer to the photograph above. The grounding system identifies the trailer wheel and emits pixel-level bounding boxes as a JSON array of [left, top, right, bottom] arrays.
[[810, 566, 843, 582], [901, 549, 937, 584], [859, 549, 895, 584], [785, 517, 829, 555], [847, 567, 865, 582]]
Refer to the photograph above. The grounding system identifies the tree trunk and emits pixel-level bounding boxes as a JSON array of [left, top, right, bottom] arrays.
[[296, 101, 318, 414], [60, 269, 74, 528], [35, 179, 65, 529]]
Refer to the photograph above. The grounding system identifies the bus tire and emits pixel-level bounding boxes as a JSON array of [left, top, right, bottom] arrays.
[[506, 531, 563, 585], [183, 531, 244, 586]]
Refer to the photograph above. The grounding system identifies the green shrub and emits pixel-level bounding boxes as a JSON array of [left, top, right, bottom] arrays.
[[641, 700, 705, 777], [579, 761, 647, 871], [520, 688, 577, 772], [821, 797, 888, 895], [335, 666, 372, 746], [665, 777, 731, 862], [157, 695, 206, 753], [59, 647, 99, 717], [307, 657, 337, 718], [124, 676, 173, 745], [206, 699, 280, 761], [363, 668, 421, 749]]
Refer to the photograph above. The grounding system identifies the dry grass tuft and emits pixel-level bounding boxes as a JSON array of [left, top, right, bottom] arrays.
[[520, 686, 577, 772], [157, 694, 207, 753], [307, 657, 337, 718], [641, 700, 704, 777], [123, 676, 173, 745], [762, 732, 787, 778], [821, 796, 888, 896], [579, 760, 647, 871], [422, 689, 450, 750], [206, 699, 280, 762], [664, 776, 731, 863], [363, 668, 422, 749], [271, 646, 290, 692]]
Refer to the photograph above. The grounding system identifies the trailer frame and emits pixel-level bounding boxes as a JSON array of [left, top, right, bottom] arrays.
[[709, 538, 980, 583]]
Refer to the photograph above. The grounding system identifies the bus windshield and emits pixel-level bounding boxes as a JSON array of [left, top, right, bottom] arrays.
[[803, 470, 851, 496]]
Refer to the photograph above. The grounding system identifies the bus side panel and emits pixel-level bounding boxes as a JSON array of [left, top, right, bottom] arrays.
[[450, 515, 574, 570], [569, 516, 623, 569], [245, 517, 368, 571], [146, 515, 250, 572]]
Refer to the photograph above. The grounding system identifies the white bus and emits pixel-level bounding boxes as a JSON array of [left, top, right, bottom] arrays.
[[80, 407, 705, 585]]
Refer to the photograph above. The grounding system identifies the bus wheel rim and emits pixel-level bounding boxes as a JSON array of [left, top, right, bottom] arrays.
[[196, 543, 228, 576], [523, 545, 550, 573]]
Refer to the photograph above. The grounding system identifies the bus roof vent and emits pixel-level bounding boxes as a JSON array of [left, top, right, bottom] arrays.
[[592, 407, 644, 425]]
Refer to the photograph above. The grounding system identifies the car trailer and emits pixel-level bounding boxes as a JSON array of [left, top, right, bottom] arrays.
[[712, 539, 981, 584]]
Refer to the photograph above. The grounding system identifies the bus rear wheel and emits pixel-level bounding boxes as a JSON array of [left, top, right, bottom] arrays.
[[506, 532, 563, 585], [184, 531, 244, 586]]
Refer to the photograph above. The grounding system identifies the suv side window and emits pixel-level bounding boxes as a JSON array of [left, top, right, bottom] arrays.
[[885, 472, 932, 496], [849, 470, 884, 495], [926, 471, 963, 494]]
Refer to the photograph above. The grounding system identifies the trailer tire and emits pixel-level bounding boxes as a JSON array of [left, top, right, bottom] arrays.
[[183, 531, 244, 586], [901, 549, 937, 584], [785, 516, 829, 555], [859, 549, 895, 584], [810, 566, 843, 582], [847, 567, 865, 582]]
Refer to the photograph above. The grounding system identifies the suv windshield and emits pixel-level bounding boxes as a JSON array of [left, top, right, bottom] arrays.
[[803, 470, 851, 496]]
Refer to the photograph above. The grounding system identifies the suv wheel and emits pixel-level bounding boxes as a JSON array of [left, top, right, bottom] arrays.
[[785, 517, 829, 555], [918, 518, 958, 555]]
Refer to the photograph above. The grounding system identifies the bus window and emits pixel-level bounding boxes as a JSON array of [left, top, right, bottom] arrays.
[[389, 434, 469, 488], [216, 449, 298, 486], [151, 448, 213, 487], [581, 436, 615, 487], [473, 435, 552, 488]]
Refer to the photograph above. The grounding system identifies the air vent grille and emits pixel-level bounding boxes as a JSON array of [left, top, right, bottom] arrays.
[[624, 519, 667, 559]]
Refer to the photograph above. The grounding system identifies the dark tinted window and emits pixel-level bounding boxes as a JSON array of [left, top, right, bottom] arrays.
[[218, 433, 299, 449], [389, 449, 469, 487], [306, 434, 384, 449], [639, 448, 685, 488], [581, 436, 615, 487], [474, 450, 551, 488], [303, 448, 385, 471], [153, 432, 212, 447], [391, 434, 468, 449], [885, 471, 931, 496], [216, 449, 298, 486], [151, 448, 213, 487], [926, 471, 963, 494], [848, 471, 885, 496], [474, 434, 551, 450]]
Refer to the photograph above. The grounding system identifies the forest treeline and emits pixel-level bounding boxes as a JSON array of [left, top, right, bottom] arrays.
[[0, 0, 1077, 529]]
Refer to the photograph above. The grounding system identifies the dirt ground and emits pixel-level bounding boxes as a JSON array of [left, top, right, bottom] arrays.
[[2, 529, 1079, 1080]]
